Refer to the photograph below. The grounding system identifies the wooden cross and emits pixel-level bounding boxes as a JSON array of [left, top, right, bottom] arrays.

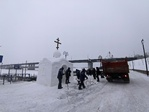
[[54, 38, 61, 50]]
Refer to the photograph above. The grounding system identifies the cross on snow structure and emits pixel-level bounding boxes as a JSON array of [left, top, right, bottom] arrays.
[[54, 38, 61, 50]]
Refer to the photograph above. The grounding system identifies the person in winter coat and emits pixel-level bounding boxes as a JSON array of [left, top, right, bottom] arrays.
[[76, 69, 81, 85], [78, 68, 88, 90], [57, 67, 64, 89], [86, 68, 92, 76], [96, 67, 101, 82], [92, 68, 96, 79], [65, 67, 71, 84]]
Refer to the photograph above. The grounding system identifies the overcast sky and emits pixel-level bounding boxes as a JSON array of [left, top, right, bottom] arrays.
[[0, 0, 149, 64]]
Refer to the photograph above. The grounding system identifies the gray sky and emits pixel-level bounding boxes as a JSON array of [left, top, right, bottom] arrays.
[[0, 0, 149, 64]]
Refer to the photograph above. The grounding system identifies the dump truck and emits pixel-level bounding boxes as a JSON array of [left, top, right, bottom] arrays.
[[102, 59, 130, 82]]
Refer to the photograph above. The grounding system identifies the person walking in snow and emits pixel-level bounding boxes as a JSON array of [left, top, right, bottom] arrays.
[[65, 67, 71, 84], [57, 67, 64, 89], [76, 69, 81, 85], [86, 68, 92, 76], [92, 68, 96, 79], [78, 68, 88, 90], [96, 67, 101, 82]]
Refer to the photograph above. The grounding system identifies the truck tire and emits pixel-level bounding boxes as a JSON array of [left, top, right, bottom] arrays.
[[107, 78, 113, 82], [124, 77, 130, 83]]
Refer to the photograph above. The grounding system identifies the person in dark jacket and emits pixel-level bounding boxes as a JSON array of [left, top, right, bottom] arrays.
[[65, 67, 71, 84], [96, 67, 101, 82], [86, 68, 92, 76], [57, 67, 64, 89], [76, 69, 81, 85], [78, 68, 88, 90], [92, 68, 96, 79]]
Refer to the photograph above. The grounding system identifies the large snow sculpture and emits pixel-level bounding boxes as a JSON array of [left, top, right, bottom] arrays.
[[37, 58, 73, 87]]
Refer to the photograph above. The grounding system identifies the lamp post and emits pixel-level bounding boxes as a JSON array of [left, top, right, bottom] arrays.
[[141, 39, 148, 76]]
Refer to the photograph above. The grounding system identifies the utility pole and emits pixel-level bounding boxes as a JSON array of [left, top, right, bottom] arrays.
[[141, 39, 148, 76]]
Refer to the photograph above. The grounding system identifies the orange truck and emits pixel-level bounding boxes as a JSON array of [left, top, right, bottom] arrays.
[[102, 59, 130, 82]]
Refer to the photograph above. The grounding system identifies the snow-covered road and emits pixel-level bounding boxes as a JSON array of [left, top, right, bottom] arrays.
[[0, 71, 149, 112]]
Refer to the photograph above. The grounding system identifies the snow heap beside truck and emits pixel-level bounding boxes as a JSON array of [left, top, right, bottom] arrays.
[[102, 59, 130, 83]]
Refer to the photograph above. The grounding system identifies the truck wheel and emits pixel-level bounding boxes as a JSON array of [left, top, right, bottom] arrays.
[[124, 78, 130, 83], [107, 79, 110, 82], [107, 78, 112, 82], [110, 79, 113, 82]]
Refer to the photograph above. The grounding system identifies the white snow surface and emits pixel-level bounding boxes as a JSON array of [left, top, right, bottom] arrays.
[[1, 71, 149, 112]]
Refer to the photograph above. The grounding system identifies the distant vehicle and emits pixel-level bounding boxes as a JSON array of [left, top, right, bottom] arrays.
[[102, 59, 130, 83]]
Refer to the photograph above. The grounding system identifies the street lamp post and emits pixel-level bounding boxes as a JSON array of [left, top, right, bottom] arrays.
[[141, 39, 148, 76]]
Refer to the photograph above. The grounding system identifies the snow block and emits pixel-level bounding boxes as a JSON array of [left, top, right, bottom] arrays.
[[37, 58, 52, 86]]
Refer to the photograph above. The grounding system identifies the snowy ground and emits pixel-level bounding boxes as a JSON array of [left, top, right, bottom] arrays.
[[1, 71, 149, 112]]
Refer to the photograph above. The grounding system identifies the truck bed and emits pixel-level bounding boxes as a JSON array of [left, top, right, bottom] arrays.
[[102, 60, 129, 74]]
